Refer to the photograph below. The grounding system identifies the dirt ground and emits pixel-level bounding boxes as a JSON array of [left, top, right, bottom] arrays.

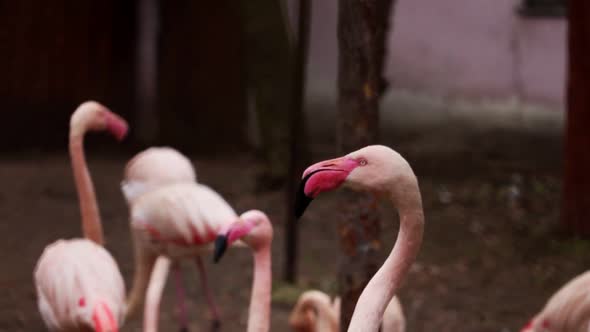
[[1, 128, 588, 332]]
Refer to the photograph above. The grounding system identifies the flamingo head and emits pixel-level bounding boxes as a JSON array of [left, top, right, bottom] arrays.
[[289, 291, 337, 332], [70, 101, 128, 141], [295, 145, 413, 218], [213, 210, 273, 262]]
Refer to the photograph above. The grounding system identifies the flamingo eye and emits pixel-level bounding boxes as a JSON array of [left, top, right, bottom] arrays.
[[358, 158, 367, 166]]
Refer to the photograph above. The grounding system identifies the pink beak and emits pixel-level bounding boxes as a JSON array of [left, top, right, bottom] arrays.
[[104, 111, 129, 141], [294, 156, 359, 219], [92, 302, 118, 332]]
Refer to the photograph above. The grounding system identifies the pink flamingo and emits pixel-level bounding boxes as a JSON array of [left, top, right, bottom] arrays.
[[122, 147, 223, 331], [295, 145, 424, 332], [213, 210, 274, 332], [289, 291, 405, 332], [34, 239, 127, 332], [128, 182, 242, 332], [33, 101, 128, 331], [121, 147, 196, 203], [521, 271, 590, 332], [289, 290, 340, 332]]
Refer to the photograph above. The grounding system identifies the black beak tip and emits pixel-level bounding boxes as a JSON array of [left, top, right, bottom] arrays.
[[294, 175, 314, 219], [213, 236, 228, 263], [294, 193, 313, 219]]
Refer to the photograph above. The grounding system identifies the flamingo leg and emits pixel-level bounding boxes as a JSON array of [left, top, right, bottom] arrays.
[[195, 256, 221, 331], [144, 256, 171, 332], [174, 263, 190, 332]]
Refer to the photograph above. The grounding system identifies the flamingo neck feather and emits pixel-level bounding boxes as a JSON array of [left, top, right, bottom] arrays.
[[69, 135, 103, 245], [248, 245, 272, 332], [347, 181, 424, 332]]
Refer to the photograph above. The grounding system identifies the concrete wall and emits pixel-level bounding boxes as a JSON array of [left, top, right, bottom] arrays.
[[289, 0, 566, 139], [387, 0, 566, 107]]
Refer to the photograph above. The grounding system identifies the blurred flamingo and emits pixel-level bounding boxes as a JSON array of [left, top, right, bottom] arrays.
[[35, 239, 127, 332], [289, 290, 405, 332], [122, 147, 221, 331], [521, 271, 590, 332], [213, 210, 274, 332], [295, 145, 424, 332], [289, 290, 339, 332], [128, 182, 242, 332], [122, 147, 194, 322], [34, 101, 128, 331]]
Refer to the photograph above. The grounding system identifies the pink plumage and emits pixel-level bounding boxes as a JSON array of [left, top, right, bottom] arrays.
[[214, 210, 274, 332], [121, 147, 196, 203], [122, 147, 201, 322], [522, 271, 590, 332], [130, 182, 238, 258], [289, 290, 339, 332], [122, 147, 235, 331], [34, 101, 128, 332], [34, 239, 126, 332], [296, 145, 423, 332]]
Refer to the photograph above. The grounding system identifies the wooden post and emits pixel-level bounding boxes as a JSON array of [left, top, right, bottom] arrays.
[[285, 0, 311, 283], [563, 0, 590, 235], [337, 0, 394, 329], [135, 0, 159, 144]]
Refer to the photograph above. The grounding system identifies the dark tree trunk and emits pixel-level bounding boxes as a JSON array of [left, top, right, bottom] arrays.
[[236, 0, 293, 184], [337, 0, 394, 329], [563, 0, 590, 235], [285, 0, 311, 283]]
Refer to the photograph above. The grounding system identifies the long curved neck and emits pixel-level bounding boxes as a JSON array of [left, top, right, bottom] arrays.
[[347, 186, 424, 332], [248, 244, 272, 332], [69, 133, 103, 244]]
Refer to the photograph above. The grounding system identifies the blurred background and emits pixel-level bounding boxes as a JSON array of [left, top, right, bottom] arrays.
[[1, 0, 585, 331]]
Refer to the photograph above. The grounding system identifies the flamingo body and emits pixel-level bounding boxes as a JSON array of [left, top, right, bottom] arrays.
[[34, 101, 128, 332], [130, 182, 238, 259], [35, 239, 126, 332], [522, 271, 590, 332], [123, 149, 235, 330]]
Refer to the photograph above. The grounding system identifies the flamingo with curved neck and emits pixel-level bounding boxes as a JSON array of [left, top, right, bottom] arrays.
[[214, 210, 274, 332], [69, 100, 127, 244], [295, 145, 424, 332], [34, 101, 128, 331]]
